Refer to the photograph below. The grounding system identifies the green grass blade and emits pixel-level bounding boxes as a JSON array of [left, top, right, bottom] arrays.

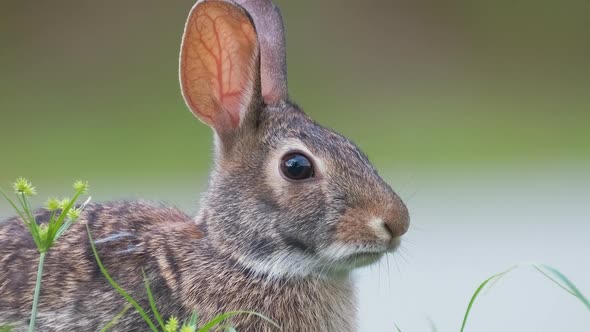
[[54, 219, 74, 240], [47, 190, 83, 244], [100, 303, 132, 332], [188, 311, 198, 327], [533, 264, 590, 310], [460, 263, 589, 332], [22, 224, 43, 251], [86, 224, 158, 332], [55, 196, 92, 240], [28, 251, 46, 332], [0, 189, 28, 225], [426, 316, 437, 332], [460, 266, 516, 332], [197, 311, 280, 332], [142, 270, 164, 328], [19, 193, 35, 225], [0, 189, 43, 250], [393, 322, 402, 332]]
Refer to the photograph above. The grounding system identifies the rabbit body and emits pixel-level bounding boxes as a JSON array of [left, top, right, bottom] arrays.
[[0, 202, 355, 331], [0, 0, 409, 331]]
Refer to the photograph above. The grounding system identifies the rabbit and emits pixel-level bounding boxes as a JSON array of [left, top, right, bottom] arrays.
[[0, 0, 410, 331]]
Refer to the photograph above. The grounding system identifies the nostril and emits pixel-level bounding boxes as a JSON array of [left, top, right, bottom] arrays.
[[382, 220, 395, 238], [384, 205, 410, 238]]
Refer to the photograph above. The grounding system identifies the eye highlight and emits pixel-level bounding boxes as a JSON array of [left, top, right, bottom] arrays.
[[280, 152, 315, 181]]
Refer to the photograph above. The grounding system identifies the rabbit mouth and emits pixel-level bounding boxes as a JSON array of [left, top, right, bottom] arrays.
[[323, 251, 384, 271], [324, 249, 387, 270], [318, 239, 403, 271]]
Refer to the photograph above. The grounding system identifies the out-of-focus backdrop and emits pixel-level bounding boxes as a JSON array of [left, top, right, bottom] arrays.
[[1, 0, 589, 331]]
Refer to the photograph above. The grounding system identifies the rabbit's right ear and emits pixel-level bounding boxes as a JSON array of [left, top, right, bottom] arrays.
[[233, 0, 288, 104], [180, 0, 261, 136]]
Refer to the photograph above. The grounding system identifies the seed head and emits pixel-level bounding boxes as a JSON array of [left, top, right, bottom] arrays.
[[58, 198, 71, 210], [73, 180, 89, 194], [46, 198, 61, 211], [68, 209, 80, 220], [13, 177, 36, 196], [67, 208, 80, 220], [164, 317, 179, 332], [38, 224, 49, 243], [180, 325, 196, 332]]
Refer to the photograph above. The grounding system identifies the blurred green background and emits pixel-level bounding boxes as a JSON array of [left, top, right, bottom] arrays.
[[1, 0, 589, 193], [1, 1, 589, 331]]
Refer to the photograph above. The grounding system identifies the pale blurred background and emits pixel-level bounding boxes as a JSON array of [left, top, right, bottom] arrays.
[[1, 0, 589, 331]]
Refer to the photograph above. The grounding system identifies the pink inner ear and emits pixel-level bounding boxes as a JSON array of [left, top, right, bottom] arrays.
[[181, 2, 259, 130]]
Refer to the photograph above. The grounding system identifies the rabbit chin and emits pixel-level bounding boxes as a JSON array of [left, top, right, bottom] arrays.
[[231, 242, 395, 280], [259, 243, 397, 280], [316, 241, 398, 271]]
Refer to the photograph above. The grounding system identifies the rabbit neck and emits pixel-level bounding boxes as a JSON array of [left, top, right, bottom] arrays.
[[176, 211, 358, 330], [181, 240, 357, 331]]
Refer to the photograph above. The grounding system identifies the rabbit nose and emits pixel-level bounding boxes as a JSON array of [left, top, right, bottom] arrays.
[[382, 197, 410, 239]]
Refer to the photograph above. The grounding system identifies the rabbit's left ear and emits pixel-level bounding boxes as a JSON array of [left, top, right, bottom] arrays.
[[180, 0, 261, 135]]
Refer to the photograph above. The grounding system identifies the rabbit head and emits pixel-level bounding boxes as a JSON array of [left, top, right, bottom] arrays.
[[179, 0, 409, 279]]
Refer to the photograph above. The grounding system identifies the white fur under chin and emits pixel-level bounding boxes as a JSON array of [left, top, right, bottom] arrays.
[[233, 249, 324, 281], [232, 241, 390, 281], [319, 242, 388, 261]]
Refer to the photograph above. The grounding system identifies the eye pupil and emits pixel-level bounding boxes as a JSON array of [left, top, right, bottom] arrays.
[[281, 153, 314, 180]]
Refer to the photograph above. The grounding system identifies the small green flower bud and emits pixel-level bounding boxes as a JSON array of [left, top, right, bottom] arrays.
[[73, 180, 89, 194], [180, 325, 195, 332], [164, 317, 179, 332], [46, 198, 61, 211], [13, 177, 36, 196], [38, 224, 49, 242], [58, 198, 70, 210], [67, 208, 80, 220]]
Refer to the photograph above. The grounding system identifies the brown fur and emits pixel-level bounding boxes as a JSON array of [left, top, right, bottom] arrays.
[[0, 202, 357, 331], [0, 0, 409, 330]]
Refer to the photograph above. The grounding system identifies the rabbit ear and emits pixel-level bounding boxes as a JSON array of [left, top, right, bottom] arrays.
[[233, 0, 288, 104], [180, 0, 261, 134]]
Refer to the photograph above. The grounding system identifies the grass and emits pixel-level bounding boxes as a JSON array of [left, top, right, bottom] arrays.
[[0, 179, 90, 331], [1, 178, 588, 331], [458, 263, 590, 332], [86, 223, 281, 331], [99, 304, 132, 332], [390, 263, 589, 331], [0, 178, 279, 332]]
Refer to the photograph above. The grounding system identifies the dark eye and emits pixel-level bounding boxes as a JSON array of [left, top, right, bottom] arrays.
[[280, 153, 315, 181]]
